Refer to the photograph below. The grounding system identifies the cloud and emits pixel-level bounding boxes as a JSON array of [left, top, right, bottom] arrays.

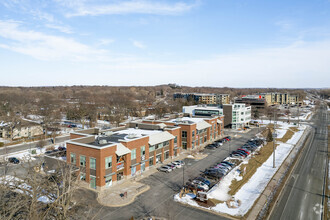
[[55, 0, 198, 17], [45, 23, 73, 34], [97, 38, 115, 46], [131, 40, 146, 49], [0, 20, 106, 61]]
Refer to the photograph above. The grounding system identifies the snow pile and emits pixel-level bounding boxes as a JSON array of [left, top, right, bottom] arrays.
[[208, 169, 242, 201]]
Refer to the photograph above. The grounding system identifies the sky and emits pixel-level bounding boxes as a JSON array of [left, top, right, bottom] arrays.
[[0, 0, 330, 88]]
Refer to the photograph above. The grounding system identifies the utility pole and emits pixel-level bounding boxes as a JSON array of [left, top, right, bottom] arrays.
[[273, 109, 276, 168], [182, 164, 184, 187], [297, 94, 300, 127]]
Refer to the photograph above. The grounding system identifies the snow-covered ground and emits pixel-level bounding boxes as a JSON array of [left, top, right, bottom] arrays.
[[175, 121, 306, 217], [0, 175, 53, 203], [0, 144, 64, 162]]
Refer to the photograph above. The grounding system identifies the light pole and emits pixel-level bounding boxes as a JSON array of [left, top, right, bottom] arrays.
[[273, 109, 276, 168], [182, 164, 185, 187]]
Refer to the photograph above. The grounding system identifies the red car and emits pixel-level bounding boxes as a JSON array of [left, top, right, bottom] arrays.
[[238, 148, 250, 155]]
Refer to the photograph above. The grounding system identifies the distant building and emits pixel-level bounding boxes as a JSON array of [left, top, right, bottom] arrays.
[[173, 93, 230, 105], [235, 95, 267, 110], [258, 93, 301, 105], [0, 120, 43, 140], [223, 104, 251, 129], [182, 105, 223, 116]]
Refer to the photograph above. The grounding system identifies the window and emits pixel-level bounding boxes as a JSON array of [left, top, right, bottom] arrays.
[[192, 130, 195, 137], [105, 176, 112, 187], [182, 142, 187, 149], [80, 173, 86, 181], [105, 156, 112, 169], [131, 166, 136, 176], [158, 143, 163, 149], [182, 131, 187, 138], [141, 146, 145, 155], [70, 153, 76, 164], [149, 145, 155, 152], [80, 155, 86, 167], [165, 141, 169, 146], [90, 158, 96, 169], [131, 149, 136, 160], [149, 157, 154, 166], [174, 136, 177, 144]]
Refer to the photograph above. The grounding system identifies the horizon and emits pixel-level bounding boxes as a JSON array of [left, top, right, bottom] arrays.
[[1, 0, 330, 87]]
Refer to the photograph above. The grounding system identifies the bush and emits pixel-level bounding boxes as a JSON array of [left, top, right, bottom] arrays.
[[31, 149, 37, 154], [0, 142, 4, 147]]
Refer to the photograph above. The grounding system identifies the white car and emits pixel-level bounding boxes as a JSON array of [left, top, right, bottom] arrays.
[[175, 160, 185, 166], [170, 161, 182, 168], [192, 180, 209, 191], [157, 166, 173, 173]]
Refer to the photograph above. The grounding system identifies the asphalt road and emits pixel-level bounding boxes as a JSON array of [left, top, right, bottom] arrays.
[[0, 135, 70, 155], [269, 105, 329, 220], [74, 128, 261, 220]]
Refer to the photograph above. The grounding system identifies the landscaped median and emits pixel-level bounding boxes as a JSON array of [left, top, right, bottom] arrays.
[[174, 120, 307, 218]]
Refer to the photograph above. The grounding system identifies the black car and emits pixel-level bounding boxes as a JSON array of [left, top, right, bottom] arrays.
[[221, 161, 234, 167], [8, 157, 20, 164], [205, 144, 217, 150]]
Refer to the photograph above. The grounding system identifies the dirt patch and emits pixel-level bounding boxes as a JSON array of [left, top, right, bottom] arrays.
[[229, 142, 279, 196]]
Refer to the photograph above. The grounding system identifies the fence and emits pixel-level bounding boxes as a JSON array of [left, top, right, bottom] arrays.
[[256, 126, 312, 220]]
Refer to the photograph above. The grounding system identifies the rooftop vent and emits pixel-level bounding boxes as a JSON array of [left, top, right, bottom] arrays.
[[99, 139, 107, 145]]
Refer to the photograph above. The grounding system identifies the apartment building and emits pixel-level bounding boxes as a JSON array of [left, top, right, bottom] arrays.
[[258, 93, 300, 105], [223, 104, 251, 129], [173, 93, 230, 105], [67, 123, 181, 190]]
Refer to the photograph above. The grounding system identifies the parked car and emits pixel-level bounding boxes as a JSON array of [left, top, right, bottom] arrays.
[[202, 172, 224, 180], [192, 180, 209, 191], [185, 183, 206, 192], [58, 146, 66, 151], [230, 153, 244, 158], [157, 166, 173, 173], [166, 163, 176, 170], [170, 161, 182, 168], [221, 161, 234, 167], [194, 177, 211, 186], [214, 142, 222, 147], [206, 144, 217, 150], [175, 160, 185, 166], [8, 157, 20, 164], [238, 148, 250, 154]]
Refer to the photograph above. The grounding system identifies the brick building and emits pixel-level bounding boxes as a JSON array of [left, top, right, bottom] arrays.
[[67, 123, 181, 190]]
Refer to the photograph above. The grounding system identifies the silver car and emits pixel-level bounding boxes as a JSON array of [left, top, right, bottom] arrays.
[[157, 165, 173, 173]]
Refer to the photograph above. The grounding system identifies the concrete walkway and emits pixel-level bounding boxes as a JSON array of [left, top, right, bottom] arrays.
[[98, 180, 150, 207]]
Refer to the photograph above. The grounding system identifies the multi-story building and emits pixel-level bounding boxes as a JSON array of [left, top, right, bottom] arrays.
[[67, 123, 181, 190], [173, 93, 230, 105], [223, 104, 251, 129], [235, 95, 267, 110], [258, 93, 300, 105], [183, 105, 223, 116], [142, 115, 224, 150]]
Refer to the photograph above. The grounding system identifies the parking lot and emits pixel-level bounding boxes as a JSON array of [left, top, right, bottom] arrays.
[[73, 128, 262, 220]]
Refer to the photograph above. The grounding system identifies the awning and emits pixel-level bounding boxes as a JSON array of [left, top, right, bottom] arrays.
[[196, 121, 211, 130], [148, 131, 175, 146], [217, 119, 222, 124], [104, 172, 116, 178], [116, 143, 131, 156]]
